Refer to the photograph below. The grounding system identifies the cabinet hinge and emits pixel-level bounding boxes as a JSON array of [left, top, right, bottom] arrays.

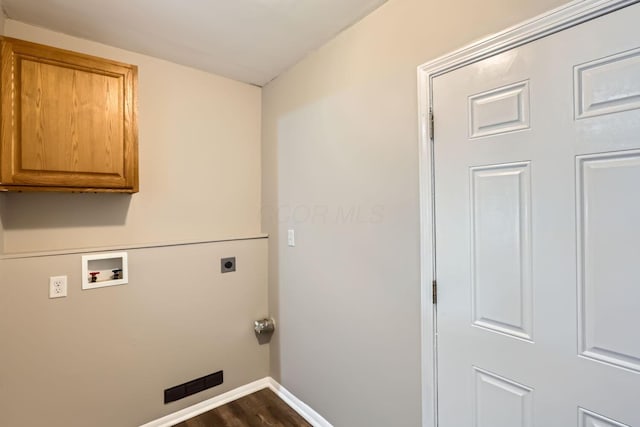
[[432, 279, 437, 304], [429, 108, 435, 141]]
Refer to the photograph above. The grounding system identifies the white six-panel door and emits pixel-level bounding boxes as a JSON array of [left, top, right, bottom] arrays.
[[433, 3, 640, 426]]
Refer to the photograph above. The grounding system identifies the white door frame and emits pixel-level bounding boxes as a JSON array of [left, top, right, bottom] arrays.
[[416, 1, 639, 425]]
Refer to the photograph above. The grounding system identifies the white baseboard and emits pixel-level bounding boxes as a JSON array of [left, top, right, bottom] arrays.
[[139, 377, 332, 427], [265, 377, 333, 427], [139, 378, 271, 427]]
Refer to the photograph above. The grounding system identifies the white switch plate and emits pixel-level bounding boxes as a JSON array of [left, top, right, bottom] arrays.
[[287, 229, 295, 247], [49, 276, 68, 298]]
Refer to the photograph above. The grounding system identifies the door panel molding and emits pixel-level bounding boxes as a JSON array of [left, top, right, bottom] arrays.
[[468, 81, 531, 139], [576, 150, 640, 373], [574, 47, 640, 119], [470, 162, 533, 342], [417, 1, 638, 426], [473, 367, 533, 427]]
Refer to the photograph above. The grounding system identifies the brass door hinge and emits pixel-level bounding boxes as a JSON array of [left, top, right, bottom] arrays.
[[432, 279, 437, 304]]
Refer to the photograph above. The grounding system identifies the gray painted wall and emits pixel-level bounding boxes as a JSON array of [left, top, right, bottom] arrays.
[[262, 0, 567, 425], [0, 0, 576, 425], [1, 20, 262, 254], [0, 238, 268, 427], [0, 19, 268, 427], [0, 6, 5, 35]]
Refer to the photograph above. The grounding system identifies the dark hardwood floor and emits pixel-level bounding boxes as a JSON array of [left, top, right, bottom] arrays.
[[174, 388, 313, 427]]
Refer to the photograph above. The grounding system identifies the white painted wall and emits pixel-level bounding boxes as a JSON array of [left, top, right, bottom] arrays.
[[1, 20, 262, 254], [262, 0, 567, 425]]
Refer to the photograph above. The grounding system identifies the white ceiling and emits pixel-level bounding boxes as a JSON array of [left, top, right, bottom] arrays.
[[2, 0, 387, 86]]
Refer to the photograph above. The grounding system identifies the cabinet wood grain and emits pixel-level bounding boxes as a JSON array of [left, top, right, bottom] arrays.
[[0, 37, 138, 192]]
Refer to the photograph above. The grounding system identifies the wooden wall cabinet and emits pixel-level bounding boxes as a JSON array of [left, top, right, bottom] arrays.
[[0, 37, 138, 193]]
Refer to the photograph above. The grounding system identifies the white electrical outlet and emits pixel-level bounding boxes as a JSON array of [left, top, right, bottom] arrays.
[[49, 276, 68, 298]]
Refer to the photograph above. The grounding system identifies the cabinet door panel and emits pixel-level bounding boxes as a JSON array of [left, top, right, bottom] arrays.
[[1, 37, 138, 192]]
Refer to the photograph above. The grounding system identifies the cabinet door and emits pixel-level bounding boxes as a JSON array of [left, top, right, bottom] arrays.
[[0, 37, 138, 192]]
